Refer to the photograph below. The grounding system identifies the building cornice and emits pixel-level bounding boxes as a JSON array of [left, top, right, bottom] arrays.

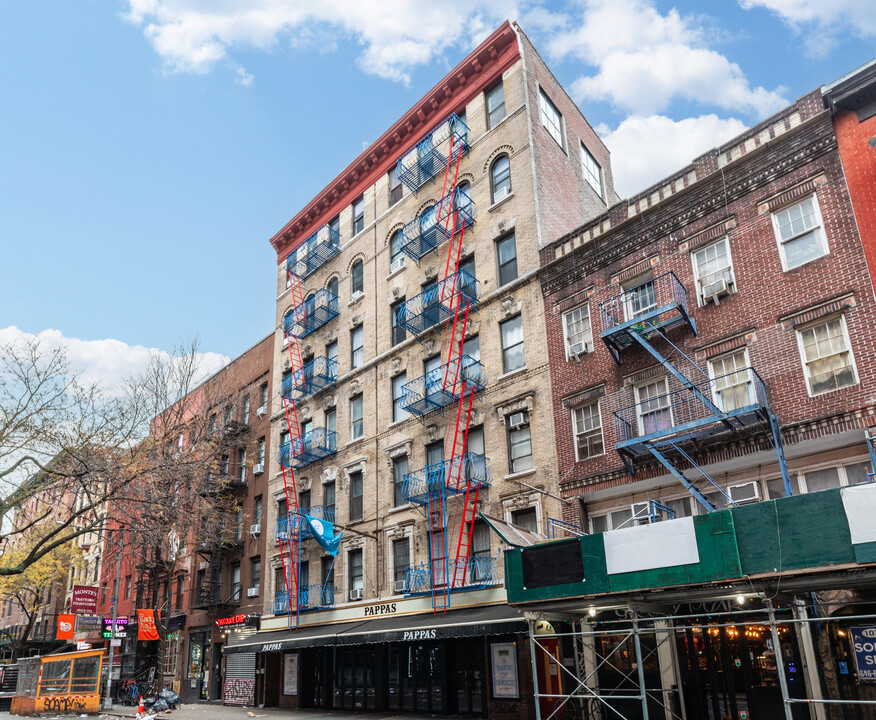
[[269, 21, 520, 262]]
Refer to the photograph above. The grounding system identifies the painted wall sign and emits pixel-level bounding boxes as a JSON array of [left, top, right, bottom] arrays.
[[364, 603, 398, 617], [71, 585, 98, 614], [851, 626, 876, 681], [490, 642, 520, 698], [283, 654, 298, 695]]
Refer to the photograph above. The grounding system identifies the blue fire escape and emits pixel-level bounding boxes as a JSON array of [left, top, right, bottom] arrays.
[[400, 187, 476, 265], [600, 271, 792, 511], [398, 269, 478, 338], [286, 223, 340, 280], [395, 113, 470, 195], [280, 356, 338, 400]]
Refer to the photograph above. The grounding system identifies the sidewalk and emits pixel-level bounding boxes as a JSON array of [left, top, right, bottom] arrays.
[[0, 702, 469, 720]]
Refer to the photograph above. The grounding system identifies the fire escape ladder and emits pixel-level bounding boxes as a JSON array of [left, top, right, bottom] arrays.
[[646, 442, 735, 512]]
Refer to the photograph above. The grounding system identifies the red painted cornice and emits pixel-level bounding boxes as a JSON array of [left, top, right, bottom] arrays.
[[270, 21, 519, 261]]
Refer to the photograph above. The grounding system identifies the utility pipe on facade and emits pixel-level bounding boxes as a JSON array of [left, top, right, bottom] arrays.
[[103, 529, 123, 709]]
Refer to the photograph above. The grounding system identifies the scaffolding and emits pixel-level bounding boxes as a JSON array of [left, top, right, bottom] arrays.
[[599, 271, 792, 512]]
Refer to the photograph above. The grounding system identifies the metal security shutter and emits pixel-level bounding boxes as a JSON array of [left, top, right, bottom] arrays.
[[223, 653, 256, 706]]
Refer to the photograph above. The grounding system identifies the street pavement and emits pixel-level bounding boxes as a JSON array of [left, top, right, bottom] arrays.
[[0, 701, 475, 720]]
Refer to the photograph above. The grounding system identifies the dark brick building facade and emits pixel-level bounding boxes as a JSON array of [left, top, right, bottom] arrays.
[[539, 89, 876, 529]]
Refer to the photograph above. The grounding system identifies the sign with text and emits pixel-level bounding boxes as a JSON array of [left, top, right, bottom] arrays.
[[490, 642, 520, 698], [103, 616, 129, 625], [851, 627, 876, 681], [137, 609, 159, 641], [75, 615, 103, 632], [71, 585, 98, 614], [283, 653, 298, 695]]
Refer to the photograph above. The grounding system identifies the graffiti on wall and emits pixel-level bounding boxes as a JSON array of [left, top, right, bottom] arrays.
[[223, 678, 255, 705], [39, 695, 91, 712]]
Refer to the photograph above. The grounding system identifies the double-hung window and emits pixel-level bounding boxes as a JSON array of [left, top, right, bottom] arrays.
[[623, 278, 657, 320], [491, 156, 511, 203], [772, 195, 828, 270], [351, 326, 364, 369], [348, 549, 363, 597], [391, 300, 406, 346], [500, 315, 525, 373], [485, 82, 506, 129], [563, 305, 592, 358], [507, 415, 534, 473], [349, 471, 363, 521], [393, 539, 410, 585], [352, 196, 364, 235], [389, 167, 403, 206], [708, 350, 754, 411], [351, 260, 364, 296], [796, 316, 858, 395], [692, 237, 735, 304], [580, 143, 603, 198], [496, 233, 518, 287], [392, 373, 408, 422], [392, 456, 408, 507], [538, 89, 564, 147], [350, 395, 363, 439], [573, 401, 603, 460], [635, 378, 672, 436], [390, 230, 405, 271]]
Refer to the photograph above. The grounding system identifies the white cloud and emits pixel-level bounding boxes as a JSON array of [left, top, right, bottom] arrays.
[[739, 0, 876, 56], [548, 0, 787, 117], [0, 327, 229, 397], [598, 114, 749, 197], [122, 0, 521, 84]]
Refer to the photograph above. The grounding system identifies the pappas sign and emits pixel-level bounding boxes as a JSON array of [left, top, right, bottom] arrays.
[[851, 627, 876, 681]]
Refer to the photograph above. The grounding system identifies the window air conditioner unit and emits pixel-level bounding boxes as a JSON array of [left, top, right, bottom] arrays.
[[253, 462, 265, 475], [729, 481, 761, 505], [390, 257, 405, 273], [256, 406, 267, 418], [351, 290, 363, 301], [249, 523, 261, 536], [701, 277, 731, 305], [507, 412, 527, 430], [393, 580, 407, 594], [247, 587, 259, 598], [494, 186, 510, 203], [568, 341, 587, 358], [630, 502, 651, 525], [199, 561, 210, 570], [349, 588, 363, 601]]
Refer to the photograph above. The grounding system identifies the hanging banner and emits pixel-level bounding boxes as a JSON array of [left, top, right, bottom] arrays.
[[57, 613, 75, 640], [302, 514, 342, 556], [71, 585, 99, 614], [137, 609, 160, 641]]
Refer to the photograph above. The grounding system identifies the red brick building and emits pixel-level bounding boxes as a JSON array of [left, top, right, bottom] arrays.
[[539, 87, 875, 531]]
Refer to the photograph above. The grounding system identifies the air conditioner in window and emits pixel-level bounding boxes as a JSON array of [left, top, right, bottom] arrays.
[[729, 481, 761, 505], [630, 502, 651, 525], [351, 290, 364, 301], [568, 341, 588, 359], [283, 357, 291, 371], [199, 561, 210, 570], [393, 580, 407, 594], [507, 412, 527, 430], [247, 587, 259, 598], [390, 257, 405, 273], [256, 405, 267, 418], [249, 523, 261, 536], [253, 462, 265, 475], [349, 588, 363, 601], [494, 186, 511, 203], [701, 277, 731, 305]]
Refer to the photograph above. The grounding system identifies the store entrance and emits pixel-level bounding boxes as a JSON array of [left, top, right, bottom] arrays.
[[300, 648, 331, 709], [676, 619, 808, 720], [386, 640, 446, 713], [334, 646, 381, 711]]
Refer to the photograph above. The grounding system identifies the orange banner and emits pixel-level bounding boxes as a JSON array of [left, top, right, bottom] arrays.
[[56, 613, 75, 640], [137, 609, 159, 641]]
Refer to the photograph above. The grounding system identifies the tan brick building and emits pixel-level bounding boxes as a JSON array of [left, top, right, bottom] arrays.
[[227, 22, 618, 716]]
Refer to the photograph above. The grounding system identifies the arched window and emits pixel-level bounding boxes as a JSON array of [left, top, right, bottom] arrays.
[[390, 230, 405, 271], [351, 260, 364, 296], [490, 155, 511, 204], [327, 276, 339, 299], [455, 181, 472, 215]]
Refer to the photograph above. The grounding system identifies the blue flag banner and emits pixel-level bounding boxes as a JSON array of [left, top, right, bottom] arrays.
[[303, 514, 343, 556]]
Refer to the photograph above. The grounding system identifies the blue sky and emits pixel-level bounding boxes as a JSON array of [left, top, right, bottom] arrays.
[[1, 0, 873, 385]]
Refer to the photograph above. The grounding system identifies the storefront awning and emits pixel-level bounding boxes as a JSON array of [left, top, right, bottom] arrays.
[[224, 605, 526, 655]]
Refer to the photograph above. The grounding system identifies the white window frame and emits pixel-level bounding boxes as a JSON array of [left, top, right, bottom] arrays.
[[350, 395, 364, 439], [691, 236, 736, 306], [562, 304, 593, 359], [634, 377, 672, 437], [538, 88, 564, 148], [572, 400, 604, 462], [707, 348, 754, 412], [622, 276, 657, 322], [580, 143, 603, 199], [771, 193, 829, 271], [794, 314, 859, 397]]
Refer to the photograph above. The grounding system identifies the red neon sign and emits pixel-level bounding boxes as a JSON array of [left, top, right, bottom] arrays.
[[216, 614, 246, 627]]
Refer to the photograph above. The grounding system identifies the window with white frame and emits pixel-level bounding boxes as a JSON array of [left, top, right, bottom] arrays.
[[623, 277, 657, 321], [485, 82, 506, 129], [635, 378, 672, 436], [350, 395, 364, 439], [580, 143, 603, 198], [538, 89, 563, 147], [500, 315, 525, 372], [573, 401, 603, 461], [350, 325, 364, 369], [772, 195, 828, 270], [796, 316, 857, 395], [563, 305, 593, 358], [392, 373, 408, 422], [692, 237, 735, 304], [708, 350, 754, 411], [506, 414, 534, 473]]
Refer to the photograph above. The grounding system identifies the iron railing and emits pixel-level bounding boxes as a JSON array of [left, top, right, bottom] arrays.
[[395, 113, 470, 194], [398, 269, 477, 336], [273, 585, 336, 615], [280, 355, 338, 399], [401, 452, 491, 505], [400, 187, 475, 263], [403, 553, 500, 594], [277, 428, 338, 468], [401, 354, 486, 418], [286, 224, 341, 280], [599, 271, 690, 335], [274, 506, 336, 541], [546, 517, 587, 539], [613, 367, 768, 447], [282, 289, 339, 339]]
